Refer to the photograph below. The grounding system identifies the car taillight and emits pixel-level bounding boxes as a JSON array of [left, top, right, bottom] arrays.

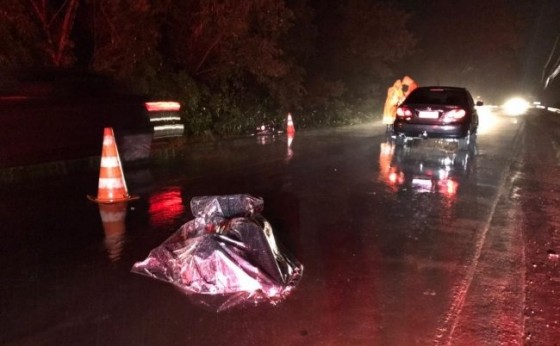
[[145, 101, 181, 112], [443, 108, 466, 121], [439, 178, 458, 197], [396, 106, 412, 118]]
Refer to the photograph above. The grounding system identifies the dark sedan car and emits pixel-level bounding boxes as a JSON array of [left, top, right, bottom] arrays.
[[393, 86, 481, 149], [0, 69, 183, 169]]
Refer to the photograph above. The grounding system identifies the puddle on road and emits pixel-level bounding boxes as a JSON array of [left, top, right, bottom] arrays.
[[378, 138, 475, 199]]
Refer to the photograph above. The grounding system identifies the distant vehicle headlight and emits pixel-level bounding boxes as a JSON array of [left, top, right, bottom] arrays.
[[503, 97, 529, 116]]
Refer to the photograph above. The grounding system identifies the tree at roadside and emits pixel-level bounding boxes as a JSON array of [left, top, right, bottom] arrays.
[[0, 0, 79, 68], [303, 0, 416, 125]]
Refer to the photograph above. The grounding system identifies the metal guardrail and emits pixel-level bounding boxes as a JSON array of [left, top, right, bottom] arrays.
[[148, 111, 185, 139], [0, 140, 186, 184]]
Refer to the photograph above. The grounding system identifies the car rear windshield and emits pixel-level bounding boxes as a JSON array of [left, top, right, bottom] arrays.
[[405, 88, 467, 106]]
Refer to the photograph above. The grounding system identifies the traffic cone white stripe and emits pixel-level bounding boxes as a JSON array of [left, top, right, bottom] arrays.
[[100, 156, 120, 168], [103, 136, 115, 146], [98, 178, 125, 189]]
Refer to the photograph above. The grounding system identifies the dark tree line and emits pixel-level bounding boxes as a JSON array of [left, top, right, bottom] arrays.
[[0, 0, 526, 136]]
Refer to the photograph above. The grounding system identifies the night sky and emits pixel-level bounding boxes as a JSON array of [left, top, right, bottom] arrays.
[[350, 0, 560, 103], [415, 0, 558, 101]]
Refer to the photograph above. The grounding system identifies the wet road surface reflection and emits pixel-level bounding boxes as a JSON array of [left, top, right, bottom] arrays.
[[99, 203, 128, 262], [379, 138, 475, 198], [2, 109, 559, 345]]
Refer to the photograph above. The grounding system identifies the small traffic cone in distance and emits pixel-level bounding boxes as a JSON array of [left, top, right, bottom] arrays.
[[88, 127, 139, 203], [286, 113, 296, 135]]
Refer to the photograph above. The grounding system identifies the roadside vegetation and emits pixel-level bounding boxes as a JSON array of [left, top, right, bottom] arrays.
[[0, 0, 523, 138]]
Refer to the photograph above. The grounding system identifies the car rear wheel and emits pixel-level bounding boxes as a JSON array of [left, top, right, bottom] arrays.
[[395, 135, 409, 146]]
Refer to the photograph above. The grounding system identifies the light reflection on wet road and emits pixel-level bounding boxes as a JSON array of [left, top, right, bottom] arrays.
[[1, 107, 558, 345]]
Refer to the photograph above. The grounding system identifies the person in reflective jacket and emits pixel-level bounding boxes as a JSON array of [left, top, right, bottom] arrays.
[[382, 79, 404, 132]]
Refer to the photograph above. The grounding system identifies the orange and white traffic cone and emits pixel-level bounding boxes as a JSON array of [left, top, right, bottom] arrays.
[[286, 113, 296, 135], [88, 127, 139, 203], [99, 202, 127, 262]]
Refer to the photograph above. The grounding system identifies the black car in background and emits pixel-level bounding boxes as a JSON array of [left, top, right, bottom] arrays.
[[393, 86, 481, 149], [0, 69, 183, 169]]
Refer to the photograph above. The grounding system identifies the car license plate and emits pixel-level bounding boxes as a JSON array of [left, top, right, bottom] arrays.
[[418, 111, 439, 119], [412, 178, 432, 192]]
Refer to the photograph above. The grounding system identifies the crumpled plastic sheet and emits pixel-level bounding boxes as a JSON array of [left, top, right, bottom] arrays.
[[132, 194, 303, 311]]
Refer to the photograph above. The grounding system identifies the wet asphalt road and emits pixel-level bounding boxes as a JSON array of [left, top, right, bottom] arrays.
[[1, 107, 559, 345]]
